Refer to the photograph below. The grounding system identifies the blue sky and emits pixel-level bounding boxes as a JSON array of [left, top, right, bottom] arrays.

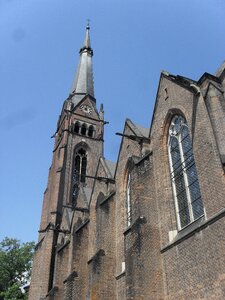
[[1, 0, 225, 243]]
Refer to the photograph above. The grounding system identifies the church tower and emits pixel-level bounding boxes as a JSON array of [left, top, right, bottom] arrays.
[[29, 25, 104, 300]]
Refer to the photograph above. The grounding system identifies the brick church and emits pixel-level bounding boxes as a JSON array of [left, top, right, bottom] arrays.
[[29, 25, 225, 299]]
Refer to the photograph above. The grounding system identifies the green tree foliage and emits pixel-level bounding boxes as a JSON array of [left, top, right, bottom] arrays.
[[0, 237, 35, 300]]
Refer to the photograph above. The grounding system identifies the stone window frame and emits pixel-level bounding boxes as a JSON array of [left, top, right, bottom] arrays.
[[124, 162, 134, 228], [74, 121, 80, 133], [71, 143, 88, 205], [168, 115, 204, 230], [126, 172, 132, 227]]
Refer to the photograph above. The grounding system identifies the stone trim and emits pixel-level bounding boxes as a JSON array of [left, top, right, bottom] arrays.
[[87, 249, 105, 264], [134, 151, 152, 166], [75, 219, 90, 233], [63, 271, 78, 284], [65, 108, 106, 124], [123, 216, 146, 236], [161, 208, 225, 253], [50, 211, 62, 216], [198, 72, 221, 85], [46, 286, 58, 297], [34, 236, 45, 251], [38, 222, 53, 233], [57, 240, 70, 253], [74, 207, 89, 212], [99, 191, 115, 206], [115, 270, 126, 280], [56, 167, 63, 173]]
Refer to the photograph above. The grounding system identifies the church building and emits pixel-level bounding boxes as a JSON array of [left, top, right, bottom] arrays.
[[29, 26, 225, 300]]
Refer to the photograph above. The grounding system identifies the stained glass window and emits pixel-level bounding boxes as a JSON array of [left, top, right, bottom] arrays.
[[168, 116, 204, 229], [126, 173, 132, 226], [72, 148, 87, 204]]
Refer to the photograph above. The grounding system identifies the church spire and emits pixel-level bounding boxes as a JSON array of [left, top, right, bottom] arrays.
[[70, 24, 95, 106]]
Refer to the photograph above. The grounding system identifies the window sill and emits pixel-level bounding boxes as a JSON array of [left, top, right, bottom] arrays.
[[161, 207, 225, 253]]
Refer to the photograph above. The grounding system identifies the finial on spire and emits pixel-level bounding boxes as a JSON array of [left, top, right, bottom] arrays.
[[86, 19, 90, 30], [79, 20, 92, 53]]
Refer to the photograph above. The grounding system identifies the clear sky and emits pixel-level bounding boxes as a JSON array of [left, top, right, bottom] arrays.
[[1, 0, 225, 243]]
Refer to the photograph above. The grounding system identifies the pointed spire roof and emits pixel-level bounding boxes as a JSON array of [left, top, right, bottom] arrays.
[[70, 24, 95, 106]]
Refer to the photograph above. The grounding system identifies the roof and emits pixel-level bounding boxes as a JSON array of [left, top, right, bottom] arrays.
[[126, 119, 149, 137], [82, 186, 92, 206], [105, 160, 116, 178], [135, 124, 149, 137], [214, 61, 225, 78], [69, 26, 95, 106]]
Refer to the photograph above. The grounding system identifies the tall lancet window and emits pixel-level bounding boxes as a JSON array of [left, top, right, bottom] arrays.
[[126, 173, 132, 226], [72, 148, 87, 203], [168, 115, 204, 229]]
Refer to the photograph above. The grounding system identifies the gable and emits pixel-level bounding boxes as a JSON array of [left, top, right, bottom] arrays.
[[149, 73, 195, 139], [114, 119, 149, 179], [72, 95, 100, 120]]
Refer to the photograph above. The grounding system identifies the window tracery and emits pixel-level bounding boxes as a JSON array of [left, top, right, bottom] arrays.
[[168, 115, 204, 229], [71, 148, 87, 204]]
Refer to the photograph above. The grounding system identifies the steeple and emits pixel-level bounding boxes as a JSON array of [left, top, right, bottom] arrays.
[[70, 24, 95, 106]]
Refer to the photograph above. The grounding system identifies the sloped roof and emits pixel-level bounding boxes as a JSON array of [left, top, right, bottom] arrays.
[[105, 159, 116, 178], [83, 186, 92, 204], [214, 61, 225, 78], [126, 119, 149, 137], [70, 26, 95, 106], [135, 124, 149, 138]]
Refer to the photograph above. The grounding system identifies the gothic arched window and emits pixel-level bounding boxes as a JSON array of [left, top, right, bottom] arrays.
[[74, 121, 80, 134], [88, 125, 94, 138], [72, 148, 87, 204], [81, 123, 87, 135], [168, 115, 204, 229], [126, 172, 132, 226]]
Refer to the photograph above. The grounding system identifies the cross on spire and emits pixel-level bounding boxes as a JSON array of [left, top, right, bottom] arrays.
[[86, 19, 90, 30]]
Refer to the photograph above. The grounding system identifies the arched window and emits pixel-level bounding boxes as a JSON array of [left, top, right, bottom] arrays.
[[168, 115, 204, 229], [126, 172, 132, 226], [88, 125, 94, 138], [74, 121, 80, 134], [81, 123, 87, 135], [71, 148, 87, 203]]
